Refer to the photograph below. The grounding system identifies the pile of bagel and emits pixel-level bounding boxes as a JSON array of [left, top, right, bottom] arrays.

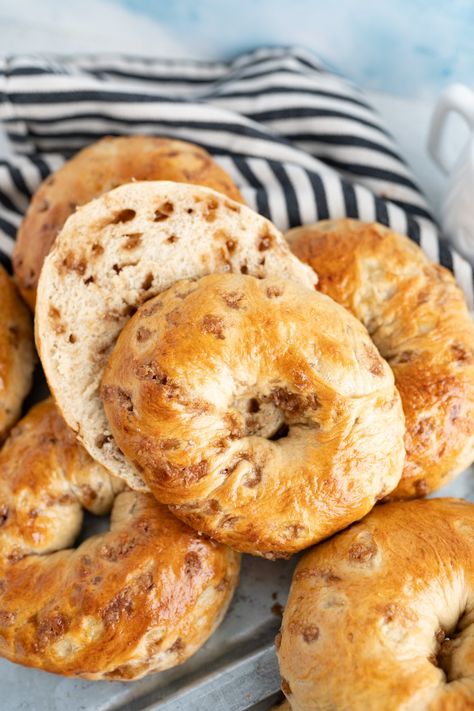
[[1, 136, 473, 708]]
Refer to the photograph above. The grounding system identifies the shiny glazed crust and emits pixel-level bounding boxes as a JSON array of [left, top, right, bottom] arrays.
[[287, 219, 474, 498], [101, 273, 405, 558], [35, 181, 316, 492], [0, 400, 240, 680], [0, 265, 35, 442], [277, 498, 474, 711], [13, 136, 244, 309]]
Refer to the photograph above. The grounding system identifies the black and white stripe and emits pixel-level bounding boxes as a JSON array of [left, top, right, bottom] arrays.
[[0, 46, 472, 308]]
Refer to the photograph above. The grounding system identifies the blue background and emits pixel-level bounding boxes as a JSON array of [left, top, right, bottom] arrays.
[[114, 0, 474, 98]]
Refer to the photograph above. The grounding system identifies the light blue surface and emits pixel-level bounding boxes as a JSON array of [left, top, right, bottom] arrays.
[[114, 0, 474, 98]]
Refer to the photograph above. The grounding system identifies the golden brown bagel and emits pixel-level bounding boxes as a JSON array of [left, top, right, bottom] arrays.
[[287, 219, 474, 498], [13, 136, 244, 309], [36, 181, 316, 492], [101, 273, 405, 558], [0, 265, 35, 442], [0, 399, 240, 680], [277, 498, 474, 711]]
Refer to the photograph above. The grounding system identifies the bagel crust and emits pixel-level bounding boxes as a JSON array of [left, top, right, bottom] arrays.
[[0, 265, 35, 442], [101, 273, 405, 558], [13, 136, 244, 309], [36, 181, 317, 492], [0, 400, 240, 680], [287, 219, 474, 498], [277, 498, 474, 710]]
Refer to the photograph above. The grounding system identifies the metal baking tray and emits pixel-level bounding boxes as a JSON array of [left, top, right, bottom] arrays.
[[1, 366, 473, 711]]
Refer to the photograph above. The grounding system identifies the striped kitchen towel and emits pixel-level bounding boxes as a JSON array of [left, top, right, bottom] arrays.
[[0, 46, 472, 309]]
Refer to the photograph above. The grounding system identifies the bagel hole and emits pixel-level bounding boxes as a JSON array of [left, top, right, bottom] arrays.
[[231, 396, 286, 439], [270, 423, 290, 441], [232, 386, 317, 440], [432, 616, 468, 681], [75, 510, 111, 548], [229, 388, 316, 440]]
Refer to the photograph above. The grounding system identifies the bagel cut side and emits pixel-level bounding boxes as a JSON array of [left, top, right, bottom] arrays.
[[0, 400, 240, 680], [0, 265, 35, 442], [101, 273, 405, 558], [277, 498, 474, 710], [36, 181, 317, 491], [287, 219, 474, 498], [13, 135, 244, 309]]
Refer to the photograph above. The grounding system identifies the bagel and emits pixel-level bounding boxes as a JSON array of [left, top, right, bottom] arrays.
[[0, 399, 239, 680], [36, 181, 317, 492], [287, 219, 474, 498], [277, 498, 474, 710], [13, 136, 244, 309], [101, 272, 405, 558], [0, 265, 35, 443]]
